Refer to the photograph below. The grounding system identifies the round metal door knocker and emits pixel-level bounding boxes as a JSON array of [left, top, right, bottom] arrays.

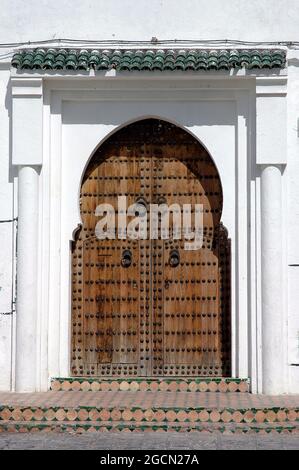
[[121, 249, 132, 268], [169, 249, 180, 267]]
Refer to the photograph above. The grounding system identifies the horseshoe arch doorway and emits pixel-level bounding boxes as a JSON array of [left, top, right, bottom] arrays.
[[71, 118, 231, 378]]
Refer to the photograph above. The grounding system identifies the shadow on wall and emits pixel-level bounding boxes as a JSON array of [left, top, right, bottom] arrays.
[[4, 79, 18, 184]]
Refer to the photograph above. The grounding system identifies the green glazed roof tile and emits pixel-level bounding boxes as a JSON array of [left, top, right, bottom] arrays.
[[11, 48, 286, 72]]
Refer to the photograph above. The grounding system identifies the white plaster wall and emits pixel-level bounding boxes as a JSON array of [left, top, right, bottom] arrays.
[[0, 70, 15, 391], [286, 49, 299, 390], [0, 0, 299, 43]]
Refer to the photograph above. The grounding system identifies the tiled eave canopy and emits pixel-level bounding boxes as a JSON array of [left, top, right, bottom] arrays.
[[11, 48, 286, 72]]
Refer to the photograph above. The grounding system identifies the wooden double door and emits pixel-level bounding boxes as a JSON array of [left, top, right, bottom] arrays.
[[71, 119, 231, 378]]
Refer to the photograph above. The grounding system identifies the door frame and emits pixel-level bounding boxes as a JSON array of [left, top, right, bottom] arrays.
[[12, 73, 288, 392], [48, 80, 251, 388]]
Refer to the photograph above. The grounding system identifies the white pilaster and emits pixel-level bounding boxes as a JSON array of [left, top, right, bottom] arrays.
[[15, 165, 39, 391], [12, 78, 43, 391], [256, 77, 287, 394], [260, 165, 284, 394]]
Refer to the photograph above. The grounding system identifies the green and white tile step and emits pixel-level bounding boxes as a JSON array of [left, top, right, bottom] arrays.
[[51, 377, 250, 393], [1, 405, 298, 424], [1, 387, 298, 433], [0, 421, 298, 435]]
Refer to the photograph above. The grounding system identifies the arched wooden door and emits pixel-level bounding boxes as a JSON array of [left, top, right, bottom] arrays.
[[71, 119, 231, 378]]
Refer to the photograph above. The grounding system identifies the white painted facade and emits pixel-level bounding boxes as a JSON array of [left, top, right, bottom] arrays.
[[0, 1, 299, 394]]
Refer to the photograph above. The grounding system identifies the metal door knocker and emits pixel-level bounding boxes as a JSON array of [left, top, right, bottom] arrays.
[[169, 249, 180, 267], [121, 249, 132, 268]]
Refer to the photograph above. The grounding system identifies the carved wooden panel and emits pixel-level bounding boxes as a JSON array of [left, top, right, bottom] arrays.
[[71, 119, 231, 377]]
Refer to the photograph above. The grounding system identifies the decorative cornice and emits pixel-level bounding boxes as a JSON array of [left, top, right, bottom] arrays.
[[11, 48, 286, 72]]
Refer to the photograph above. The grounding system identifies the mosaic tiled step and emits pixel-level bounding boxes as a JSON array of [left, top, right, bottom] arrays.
[[0, 421, 298, 435], [50, 377, 250, 393], [1, 406, 298, 424]]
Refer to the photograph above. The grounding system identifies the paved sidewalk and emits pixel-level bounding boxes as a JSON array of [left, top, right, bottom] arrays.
[[0, 431, 298, 450], [0, 391, 298, 409]]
